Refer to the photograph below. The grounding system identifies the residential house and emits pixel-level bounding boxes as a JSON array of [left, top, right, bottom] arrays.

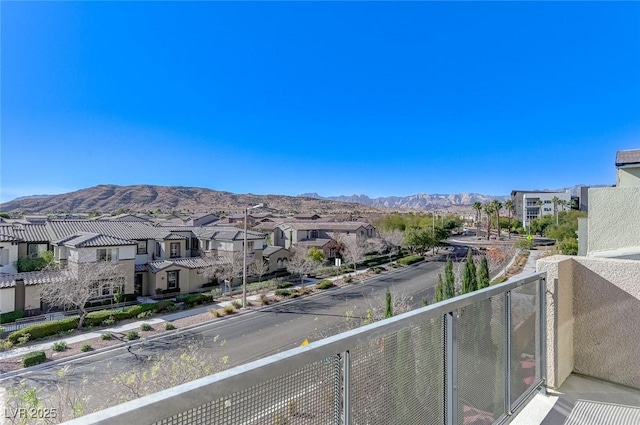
[[275, 221, 376, 253]]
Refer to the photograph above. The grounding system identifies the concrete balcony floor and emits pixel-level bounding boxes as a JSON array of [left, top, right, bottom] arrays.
[[513, 374, 640, 425]]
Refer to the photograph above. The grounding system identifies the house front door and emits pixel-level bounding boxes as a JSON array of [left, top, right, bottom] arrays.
[[134, 274, 143, 296]]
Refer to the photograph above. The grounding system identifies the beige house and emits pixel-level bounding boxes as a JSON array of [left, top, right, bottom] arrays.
[[275, 221, 376, 251]]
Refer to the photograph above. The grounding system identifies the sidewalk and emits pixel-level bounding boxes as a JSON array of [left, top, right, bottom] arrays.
[[0, 255, 425, 364], [0, 266, 379, 362]]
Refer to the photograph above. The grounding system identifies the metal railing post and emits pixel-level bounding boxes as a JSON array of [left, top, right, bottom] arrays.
[[334, 353, 342, 425], [539, 278, 547, 393], [343, 350, 351, 425], [446, 312, 458, 425], [505, 291, 513, 415]]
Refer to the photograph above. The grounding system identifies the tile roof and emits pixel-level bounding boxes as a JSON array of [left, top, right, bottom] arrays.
[[147, 256, 228, 273], [279, 221, 369, 231], [0, 233, 20, 242], [262, 246, 285, 256], [46, 220, 162, 240], [162, 233, 187, 240], [63, 232, 137, 248], [0, 270, 70, 288], [297, 238, 334, 248], [135, 264, 148, 272], [195, 228, 264, 241], [616, 149, 640, 166], [10, 224, 52, 242]]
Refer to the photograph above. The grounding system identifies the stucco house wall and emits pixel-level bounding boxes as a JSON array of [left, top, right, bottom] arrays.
[[538, 255, 640, 391], [617, 166, 640, 187], [587, 187, 640, 255], [0, 286, 16, 313]]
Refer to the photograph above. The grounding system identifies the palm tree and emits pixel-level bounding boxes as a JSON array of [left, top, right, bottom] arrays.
[[472, 202, 482, 236], [483, 203, 494, 241], [491, 199, 503, 239], [551, 196, 560, 225], [504, 199, 514, 239]]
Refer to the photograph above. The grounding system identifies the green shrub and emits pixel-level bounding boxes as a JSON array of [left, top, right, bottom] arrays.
[[8, 317, 79, 344], [102, 318, 116, 326], [515, 239, 534, 250], [223, 305, 235, 315], [80, 343, 92, 352], [0, 310, 25, 324], [52, 341, 68, 352], [17, 333, 31, 344], [231, 300, 242, 309], [316, 280, 334, 290], [140, 323, 153, 331], [101, 333, 112, 340], [22, 351, 46, 368], [0, 340, 14, 351], [126, 331, 139, 341], [277, 281, 293, 289], [397, 255, 424, 266], [137, 310, 154, 319], [344, 276, 353, 283], [275, 289, 291, 297], [164, 323, 176, 330]]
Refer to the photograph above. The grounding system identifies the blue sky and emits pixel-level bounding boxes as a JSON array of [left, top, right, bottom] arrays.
[[2, 1, 639, 203]]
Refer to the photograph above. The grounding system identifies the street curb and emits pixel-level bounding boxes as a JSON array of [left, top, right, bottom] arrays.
[[0, 258, 420, 378]]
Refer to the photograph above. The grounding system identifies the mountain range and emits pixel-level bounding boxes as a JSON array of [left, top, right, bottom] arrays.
[[0, 184, 598, 215]]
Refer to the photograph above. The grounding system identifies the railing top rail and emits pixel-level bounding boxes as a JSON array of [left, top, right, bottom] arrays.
[[63, 271, 546, 425]]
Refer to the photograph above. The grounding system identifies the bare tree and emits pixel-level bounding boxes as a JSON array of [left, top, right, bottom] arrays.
[[249, 257, 269, 283], [286, 247, 317, 286], [341, 235, 367, 275], [39, 260, 124, 329], [379, 229, 405, 260], [212, 252, 245, 292]]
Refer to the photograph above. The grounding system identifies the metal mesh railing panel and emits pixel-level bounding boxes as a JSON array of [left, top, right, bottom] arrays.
[[151, 357, 336, 425], [510, 281, 541, 406], [350, 317, 445, 425], [457, 294, 506, 425]]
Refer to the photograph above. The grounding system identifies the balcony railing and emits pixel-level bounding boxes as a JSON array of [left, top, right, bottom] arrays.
[[64, 272, 546, 425]]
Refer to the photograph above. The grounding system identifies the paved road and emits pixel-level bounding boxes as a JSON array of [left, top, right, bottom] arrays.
[[0, 252, 466, 414]]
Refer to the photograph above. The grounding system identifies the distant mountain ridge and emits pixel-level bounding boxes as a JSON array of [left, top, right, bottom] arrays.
[[299, 184, 603, 209], [0, 185, 380, 214], [298, 192, 511, 209]]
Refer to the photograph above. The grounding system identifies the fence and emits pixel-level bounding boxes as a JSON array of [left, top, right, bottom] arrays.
[[63, 272, 546, 425]]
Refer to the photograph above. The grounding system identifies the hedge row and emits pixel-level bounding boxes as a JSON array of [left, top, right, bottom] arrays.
[[397, 255, 424, 266], [8, 317, 79, 344], [22, 351, 46, 367], [0, 310, 25, 324], [84, 301, 175, 326], [8, 301, 176, 344], [176, 293, 214, 308]]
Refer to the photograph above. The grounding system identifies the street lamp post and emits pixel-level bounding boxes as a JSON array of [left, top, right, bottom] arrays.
[[243, 203, 263, 308]]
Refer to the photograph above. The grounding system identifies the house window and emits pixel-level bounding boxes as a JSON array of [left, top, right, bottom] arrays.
[[137, 240, 147, 255], [156, 242, 161, 257], [27, 243, 48, 259], [205, 240, 211, 251], [96, 248, 119, 262], [185, 238, 190, 250], [247, 241, 254, 251], [167, 271, 179, 289], [170, 242, 180, 258], [310, 230, 319, 239]]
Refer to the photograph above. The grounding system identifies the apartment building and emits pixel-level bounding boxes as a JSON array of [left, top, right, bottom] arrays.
[[510, 190, 574, 229]]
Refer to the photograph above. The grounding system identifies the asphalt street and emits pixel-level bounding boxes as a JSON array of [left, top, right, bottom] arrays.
[[1, 248, 469, 414]]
